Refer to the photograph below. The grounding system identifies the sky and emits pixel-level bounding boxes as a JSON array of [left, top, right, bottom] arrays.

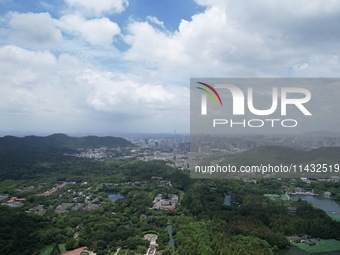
[[0, 0, 340, 135]]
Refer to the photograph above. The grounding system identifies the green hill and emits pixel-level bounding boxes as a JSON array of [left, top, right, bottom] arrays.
[[0, 134, 135, 179], [0, 133, 134, 153]]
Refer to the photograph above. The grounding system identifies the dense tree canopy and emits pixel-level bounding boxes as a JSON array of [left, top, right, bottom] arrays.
[[1, 152, 340, 255]]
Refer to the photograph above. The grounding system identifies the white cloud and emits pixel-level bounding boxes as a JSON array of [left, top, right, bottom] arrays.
[[65, 0, 128, 16], [124, 21, 188, 66], [59, 14, 120, 46], [124, 7, 265, 77], [0, 45, 188, 133], [124, 1, 340, 78], [0, 45, 78, 115], [84, 72, 179, 113], [0, 45, 56, 86], [8, 12, 62, 44], [146, 16, 165, 28], [2, 0, 340, 133], [194, 0, 340, 12]]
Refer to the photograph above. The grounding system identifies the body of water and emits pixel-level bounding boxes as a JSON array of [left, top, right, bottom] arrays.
[[224, 195, 231, 206], [290, 195, 340, 218], [276, 195, 340, 255], [107, 193, 124, 202], [166, 224, 175, 251]]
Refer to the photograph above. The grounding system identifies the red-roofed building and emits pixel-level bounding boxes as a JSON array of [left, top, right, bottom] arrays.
[[7, 197, 26, 203], [62, 247, 96, 255], [62, 247, 85, 255], [37, 187, 58, 197], [7, 198, 15, 203]]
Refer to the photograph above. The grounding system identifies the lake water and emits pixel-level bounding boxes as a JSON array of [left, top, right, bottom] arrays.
[[107, 193, 124, 202], [290, 195, 340, 218], [224, 195, 231, 206], [166, 224, 175, 251], [276, 195, 340, 255]]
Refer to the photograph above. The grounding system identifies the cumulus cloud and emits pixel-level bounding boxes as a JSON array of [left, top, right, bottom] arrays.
[[124, 0, 340, 78], [0, 45, 57, 87], [0, 45, 187, 133], [83, 72, 178, 113], [65, 0, 128, 16], [59, 14, 120, 46], [146, 16, 165, 28], [0, 45, 79, 114], [1, 0, 340, 133], [124, 7, 266, 77], [7, 12, 62, 44], [124, 21, 188, 66]]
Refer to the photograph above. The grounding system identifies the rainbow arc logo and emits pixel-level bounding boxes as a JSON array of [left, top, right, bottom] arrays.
[[196, 82, 223, 106]]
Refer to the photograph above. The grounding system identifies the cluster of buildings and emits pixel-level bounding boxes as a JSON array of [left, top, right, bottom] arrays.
[[127, 133, 189, 152], [1, 181, 104, 215], [102, 177, 172, 188], [27, 205, 45, 215], [54, 186, 102, 213], [152, 194, 179, 211], [74, 147, 133, 159], [1, 183, 61, 208], [15, 185, 43, 192], [143, 234, 158, 255], [102, 180, 148, 187], [36, 182, 71, 197], [62, 246, 96, 255], [288, 235, 318, 246], [64, 134, 192, 169], [0, 184, 56, 208], [37, 187, 58, 197], [55, 202, 100, 214], [0, 196, 26, 207]]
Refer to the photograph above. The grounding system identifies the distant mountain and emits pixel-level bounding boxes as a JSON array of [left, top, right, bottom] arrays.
[[220, 146, 340, 166], [0, 133, 134, 153]]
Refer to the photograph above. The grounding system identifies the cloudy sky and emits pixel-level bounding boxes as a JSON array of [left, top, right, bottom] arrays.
[[1, 0, 340, 135]]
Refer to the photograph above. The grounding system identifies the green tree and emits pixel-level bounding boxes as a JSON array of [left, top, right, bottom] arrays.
[[51, 244, 61, 255]]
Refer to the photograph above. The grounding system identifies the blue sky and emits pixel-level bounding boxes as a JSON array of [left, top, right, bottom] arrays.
[[0, 0, 340, 135], [0, 0, 204, 33]]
